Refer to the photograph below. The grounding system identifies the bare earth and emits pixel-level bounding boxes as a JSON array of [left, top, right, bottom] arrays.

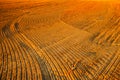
[[0, 1, 120, 80]]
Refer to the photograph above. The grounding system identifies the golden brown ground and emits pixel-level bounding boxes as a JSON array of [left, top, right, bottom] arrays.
[[0, 1, 120, 80]]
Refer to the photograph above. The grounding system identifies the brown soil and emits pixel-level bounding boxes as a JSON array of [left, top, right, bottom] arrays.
[[0, 1, 120, 80]]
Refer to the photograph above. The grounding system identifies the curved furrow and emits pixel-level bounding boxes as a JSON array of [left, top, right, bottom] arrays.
[[23, 31, 63, 80], [0, 31, 9, 80], [5, 38, 13, 80], [0, 41, 5, 80], [33, 31, 80, 79], [27, 27, 94, 79], [13, 28, 42, 80], [43, 46, 71, 80], [15, 39, 32, 80], [15, 33, 43, 80], [29, 50, 47, 80], [18, 42, 38, 80], [16, 33, 47, 80], [45, 45, 76, 80], [42, 48, 64, 80], [1, 23, 15, 80], [23, 29, 76, 79], [15, 34, 39, 80], [41, 33, 84, 79], [51, 43, 83, 80], [1, 49, 8, 80], [17, 39, 40, 80], [39, 53, 57, 80], [32, 34, 60, 80], [8, 37, 18, 80], [0, 31, 4, 79], [10, 41, 22, 80], [22, 44, 43, 80]]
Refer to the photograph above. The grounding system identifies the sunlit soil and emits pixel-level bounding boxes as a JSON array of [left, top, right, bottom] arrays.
[[0, 1, 120, 80]]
